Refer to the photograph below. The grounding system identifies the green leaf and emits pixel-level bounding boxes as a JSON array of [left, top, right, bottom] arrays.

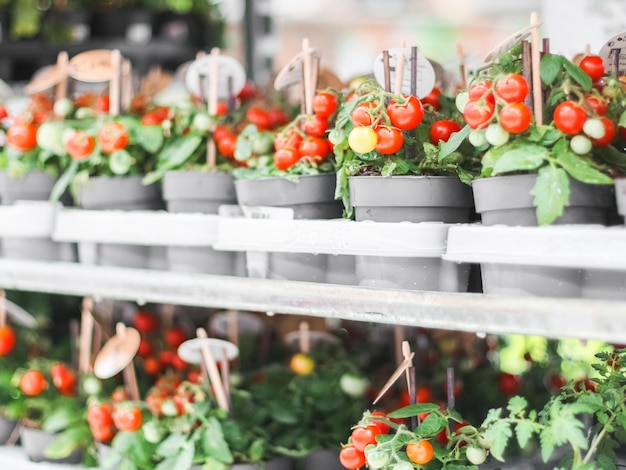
[[119, 459, 138, 470], [248, 438, 265, 462], [381, 160, 396, 177], [515, 420, 535, 449], [540, 53, 563, 86], [157, 135, 203, 170], [157, 433, 189, 458], [136, 125, 165, 153], [112, 431, 140, 454], [44, 427, 89, 459], [202, 417, 233, 464], [539, 426, 556, 462], [49, 159, 79, 202], [507, 396, 528, 417], [156, 441, 195, 470], [554, 149, 612, 184], [438, 124, 471, 161], [481, 407, 502, 428], [531, 166, 570, 225], [416, 412, 446, 436], [42, 406, 77, 433], [562, 59, 593, 92], [619, 110, 626, 129], [388, 403, 440, 419], [485, 420, 512, 461], [492, 143, 548, 175]]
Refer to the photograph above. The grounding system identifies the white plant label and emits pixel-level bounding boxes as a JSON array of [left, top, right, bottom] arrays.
[[483, 24, 537, 63], [372, 48, 435, 98], [185, 54, 246, 99], [274, 47, 322, 91], [599, 32, 626, 76]]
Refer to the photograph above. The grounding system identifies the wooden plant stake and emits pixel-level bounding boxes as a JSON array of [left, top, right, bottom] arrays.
[[79, 297, 95, 375], [0, 289, 5, 330], [522, 41, 533, 110], [121, 59, 132, 112], [457, 44, 467, 89], [206, 47, 220, 169], [302, 38, 314, 114], [299, 321, 311, 354], [530, 12, 543, 126], [109, 49, 122, 116], [394, 47, 406, 95], [117, 323, 140, 401], [373, 350, 415, 405], [227, 309, 239, 348], [382, 50, 391, 92], [446, 367, 455, 411], [394, 326, 405, 368], [54, 51, 69, 102], [196, 328, 230, 411], [221, 347, 230, 406], [402, 341, 417, 429], [542, 38, 550, 55], [410, 46, 418, 97]]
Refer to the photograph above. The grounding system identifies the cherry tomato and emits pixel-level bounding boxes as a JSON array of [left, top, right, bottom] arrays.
[[7, 122, 38, 152], [111, 386, 130, 403], [466, 446, 487, 465], [274, 128, 303, 151], [406, 440, 434, 465], [499, 102, 532, 134], [91, 425, 115, 443], [302, 114, 329, 138], [590, 116, 616, 146], [217, 133, 237, 158], [498, 372, 521, 396], [351, 425, 381, 452], [469, 80, 495, 105], [112, 405, 143, 432], [339, 445, 366, 470], [585, 96, 608, 116], [51, 363, 77, 395], [0, 105, 8, 120], [463, 100, 495, 129], [421, 87, 442, 110], [298, 137, 330, 161], [289, 353, 315, 375], [351, 102, 376, 127], [20, 370, 47, 396], [214, 102, 228, 116], [143, 356, 162, 375], [274, 147, 301, 170], [133, 310, 159, 333], [579, 55, 605, 81], [87, 403, 114, 429], [364, 444, 390, 469], [96, 95, 110, 113], [370, 411, 390, 435], [348, 126, 378, 153], [0, 325, 16, 356], [237, 80, 258, 101], [170, 354, 188, 371], [387, 96, 424, 131], [164, 326, 188, 349], [267, 108, 290, 128], [374, 125, 403, 154], [494, 73, 529, 103], [430, 119, 462, 144], [553, 101, 587, 135], [187, 369, 202, 384], [213, 125, 232, 142], [312, 91, 339, 118], [141, 112, 164, 126], [65, 130, 95, 160], [246, 107, 272, 130], [98, 122, 129, 154], [136, 338, 154, 358]]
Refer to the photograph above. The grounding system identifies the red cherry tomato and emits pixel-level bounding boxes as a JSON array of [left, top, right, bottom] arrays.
[[406, 440, 435, 465], [421, 87, 443, 110], [298, 137, 330, 162], [590, 116, 616, 146], [96, 95, 110, 113], [469, 80, 495, 105], [246, 107, 272, 130], [351, 424, 381, 452], [112, 406, 143, 432], [0, 105, 8, 120], [141, 112, 164, 126], [430, 119, 462, 144], [301, 114, 329, 137], [463, 101, 495, 129], [213, 125, 232, 142], [0, 325, 16, 355], [494, 73, 529, 103], [136, 338, 155, 358], [7, 122, 38, 152], [87, 403, 114, 429], [370, 411, 390, 434], [217, 133, 237, 158], [351, 102, 376, 127], [267, 108, 290, 128], [274, 128, 303, 150], [374, 125, 404, 154], [274, 147, 301, 170], [387, 96, 424, 130], [585, 96, 608, 116], [65, 130, 95, 160], [553, 101, 587, 135], [339, 445, 366, 469], [164, 326, 188, 349], [498, 372, 521, 396], [499, 102, 532, 134], [51, 363, 77, 395], [143, 357, 162, 376], [98, 121, 129, 154], [312, 91, 339, 118], [19, 370, 47, 396], [133, 310, 159, 333], [579, 55, 605, 81]]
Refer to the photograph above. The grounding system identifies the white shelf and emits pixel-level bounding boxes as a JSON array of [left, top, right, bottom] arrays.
[[0, 447, 78, 469], [0, 259, 624, 342]]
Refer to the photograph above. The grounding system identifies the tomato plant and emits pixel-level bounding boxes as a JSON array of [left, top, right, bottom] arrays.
[[430, 119, 462, 144], [65, 130, 95, 160], [7, 122, 38, 152], [499, 102, 532, 134], [312, 91, 339, 118], [406, 440, 434, 465], [112, 405, 143, 432], [339, 445, 366, 469], [351, 425, 381, 452], [275, 128, 303, 150], [494, 73, 529, 103], [274, 147, 301, 170], [386, 95, 424, 130], [298, 137, 330, 161], [497, 372, 521, 396], [97, 121, 129, 154], [0, 325, 16, 355], [374, 126, 403, 154], [370, 411, 390, 434], [348, 126, 378, 153], [19, 370, 47, 396], [553, 101, 586, 135], [579, 55, 605, 81]]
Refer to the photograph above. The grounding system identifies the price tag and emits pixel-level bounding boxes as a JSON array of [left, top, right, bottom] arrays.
[[24, 65, 66, 94], [599, 32, 626, 76], [68, 49, 119, 82], [240, 206, 294, 220], [372, 48, 435, 98], [483, 24, 537, 63], [273, 47, 322, 91], [218, 204, 244, 218], [184, 54, 246, 99]]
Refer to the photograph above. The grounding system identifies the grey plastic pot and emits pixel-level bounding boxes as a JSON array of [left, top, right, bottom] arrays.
[[163, 171, 244, 275], [21, 427, 83, 464], [615, 178, 626, 222], [78, 175, 162, 268], [235, 174, 342, 282], [0, 170, 57, 204], [191, 457, 294, 469], [0, 417, 16, 444], [301, 448, 343, 470]]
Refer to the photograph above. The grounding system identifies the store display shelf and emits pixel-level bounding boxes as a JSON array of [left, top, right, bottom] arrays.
[[0, 259, 624, 342], [0, 446, 78, 469]]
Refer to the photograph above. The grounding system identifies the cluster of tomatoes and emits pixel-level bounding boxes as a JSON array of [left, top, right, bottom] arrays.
[[339, 411, 390, 469], [145, 374, 198, 418], [347, 94, 424, 156], [18, 362, 77, 397], [460, 72, 533, 147], [133, 309, 192, 378], [87, 390, 143, 443], [273, 91, 339, 170]]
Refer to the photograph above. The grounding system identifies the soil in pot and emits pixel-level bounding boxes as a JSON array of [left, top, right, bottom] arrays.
[[21, 427, 83, 464], [349, 175, 473, 291], [235, 174, 342, 283]]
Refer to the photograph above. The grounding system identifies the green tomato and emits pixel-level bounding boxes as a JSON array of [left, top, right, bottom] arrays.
[[466, 446, 487, 465], [477, 433, 491, 449], [468, 128, 487, 147], [349, 126, 377, 153], [142, 420, 165, 444], [485, 123, 509, 147], [81, 374, 102, 396], [75, 107, 96, 120], [455, 91, 470, 113], [582, 118, 605, 139], [252, 132, 275, 155], [340, 373, 369, 398], [36, 121, 65, 154], [53, 98, 74, 118], [391, 462, 414, 470], [109, 149, 133, 175], [161, 399, 178, 417], [192, 112, 212, 132], [364, 444, 390, 469], [570, 135, 592, 155]]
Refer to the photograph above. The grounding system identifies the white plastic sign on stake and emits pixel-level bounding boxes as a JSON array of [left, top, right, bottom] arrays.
[[599, 32, 626, 76], [24, 52, 69, 95], [68, 49, 120, 82], [274, 47, 322, 91], [185, 54, 246, 100], [373, 48, 435, 98], [483, 24, 538, 63]]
